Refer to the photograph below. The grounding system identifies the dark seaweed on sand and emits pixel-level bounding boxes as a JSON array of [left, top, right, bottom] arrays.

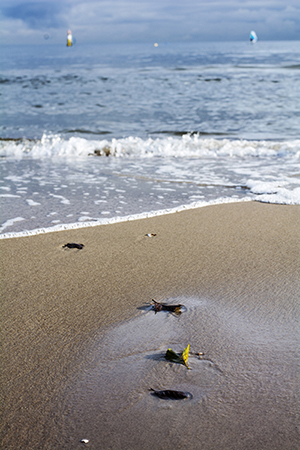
[[152, 299, 183, 315], [150, 389, 192, 400], [62, 243, 84, 250]]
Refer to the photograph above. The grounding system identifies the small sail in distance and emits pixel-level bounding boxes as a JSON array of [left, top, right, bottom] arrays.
[[67, 30, 73, 47], [250, 30, 258, 43]]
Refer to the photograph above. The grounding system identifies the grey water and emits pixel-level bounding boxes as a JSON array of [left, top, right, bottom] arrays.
[[1, 40, 300, 235], [1, 40, 300, 140]]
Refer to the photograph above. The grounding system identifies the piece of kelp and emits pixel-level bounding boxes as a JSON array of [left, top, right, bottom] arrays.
[[165, 344, 190, 369], [62, 243, 84, 250], [150, 389, 192, 400], [152, 299, 183, 315]]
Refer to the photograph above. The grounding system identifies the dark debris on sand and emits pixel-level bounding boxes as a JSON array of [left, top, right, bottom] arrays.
[[150, 389, 192, 400], [152, 299, 183, 315], [62, 243, 84, 250]]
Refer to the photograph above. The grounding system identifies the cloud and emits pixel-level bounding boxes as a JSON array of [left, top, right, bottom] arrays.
[[2, 1, 67, 29], [0, 0, 299, 43], [66, 0, 300, 42]]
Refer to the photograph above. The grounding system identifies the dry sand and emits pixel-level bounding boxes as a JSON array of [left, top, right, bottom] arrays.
[[1, 201, 299, 449]]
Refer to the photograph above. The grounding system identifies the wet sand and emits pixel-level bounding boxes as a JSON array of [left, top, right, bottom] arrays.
[[1, 201, 299, 449]]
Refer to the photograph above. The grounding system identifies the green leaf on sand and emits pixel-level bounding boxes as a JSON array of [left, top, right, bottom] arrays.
[[165, 344, 190, 369]]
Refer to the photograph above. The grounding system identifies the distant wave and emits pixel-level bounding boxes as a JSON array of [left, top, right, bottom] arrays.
[[283, 64, 300, 70], [1, 134, 299, 159], [60, 129, 112, 135]]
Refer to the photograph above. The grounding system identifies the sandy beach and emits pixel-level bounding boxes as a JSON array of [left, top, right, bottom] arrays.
[[1, 201, 299, 450]]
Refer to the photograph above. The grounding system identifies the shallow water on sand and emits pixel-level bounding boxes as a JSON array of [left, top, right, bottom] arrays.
[[62, 295, 299, 449]]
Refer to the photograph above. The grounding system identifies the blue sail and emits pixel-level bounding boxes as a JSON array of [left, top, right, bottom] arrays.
[[250, 30, 258, 43]]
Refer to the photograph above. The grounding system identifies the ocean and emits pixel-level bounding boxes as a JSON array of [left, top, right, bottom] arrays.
[[1, 40, 299, 237]]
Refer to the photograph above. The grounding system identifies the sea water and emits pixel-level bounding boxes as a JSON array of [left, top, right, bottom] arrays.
[[1, 41, 299, 237]]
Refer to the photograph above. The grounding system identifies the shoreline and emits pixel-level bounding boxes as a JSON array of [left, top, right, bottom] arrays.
[[1, 201, 299, 449], [0, 197, 253, 239]]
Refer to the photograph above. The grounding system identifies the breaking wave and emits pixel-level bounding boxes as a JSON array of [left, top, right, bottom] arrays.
[[1, 134, 300, 160]]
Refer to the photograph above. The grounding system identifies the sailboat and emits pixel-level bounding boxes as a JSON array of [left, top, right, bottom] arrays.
[[250, 30, 258, 43], [67, 30, 73, 47]]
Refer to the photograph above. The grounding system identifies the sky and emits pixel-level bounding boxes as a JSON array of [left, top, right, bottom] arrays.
[[0, 0, 299, 45]]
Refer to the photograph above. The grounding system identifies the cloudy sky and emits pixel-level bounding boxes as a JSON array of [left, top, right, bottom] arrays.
[[0, 0, 299, 45]]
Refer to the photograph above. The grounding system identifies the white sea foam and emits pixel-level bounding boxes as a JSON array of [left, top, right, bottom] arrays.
[[49, 194, 70, 205], [1, 136, 299, 238], [247, 179, 288, 194], [0, 194, 21, 198], [0, 197, 252, 239], [1, 134, 300, 159], [26, 199, 41, 206], [0, 217, 25, 233], [247, 180, 300, 204], [255, 187, 300, 205]]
